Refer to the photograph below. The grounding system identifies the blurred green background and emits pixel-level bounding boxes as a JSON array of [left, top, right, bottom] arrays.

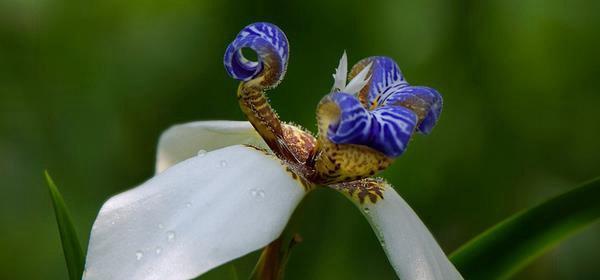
[[1, 0, 599, 279]]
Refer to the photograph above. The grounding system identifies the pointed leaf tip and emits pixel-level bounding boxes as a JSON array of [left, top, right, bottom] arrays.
[[45, 171, 85, 280]]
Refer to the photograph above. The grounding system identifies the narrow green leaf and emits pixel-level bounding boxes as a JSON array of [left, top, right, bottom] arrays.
[[45, 171, 85, 280], [450, 177, 600, 279]]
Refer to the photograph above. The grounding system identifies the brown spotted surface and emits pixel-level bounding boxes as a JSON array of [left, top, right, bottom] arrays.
[[331, 178, 386, 204]]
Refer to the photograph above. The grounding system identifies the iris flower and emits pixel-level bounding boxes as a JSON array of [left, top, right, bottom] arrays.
[[83, 22, 461, 279]]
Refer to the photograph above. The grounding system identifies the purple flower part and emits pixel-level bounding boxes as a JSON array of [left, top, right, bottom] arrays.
[[381, 86, 443, 134], [223, 22, 289, 83], [360, 56, 407, 106], [326, 93, 417, 157]]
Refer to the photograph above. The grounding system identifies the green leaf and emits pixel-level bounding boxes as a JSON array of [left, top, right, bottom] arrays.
[[450, 177, 600, 279], [45, 171, 85, 280]]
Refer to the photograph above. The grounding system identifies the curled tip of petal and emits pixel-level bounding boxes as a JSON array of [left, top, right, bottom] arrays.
[[382, 86, 443, 135], [224, 22, 289, 87], [415, 88, 443, 134]]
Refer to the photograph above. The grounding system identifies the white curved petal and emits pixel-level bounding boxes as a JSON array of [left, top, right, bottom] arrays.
[[344, 62, 372, 95], [84, 145, 306, 280], [156, 120, 267, 173], [342, 182, 462, 280], [332, 51, 348, 91]]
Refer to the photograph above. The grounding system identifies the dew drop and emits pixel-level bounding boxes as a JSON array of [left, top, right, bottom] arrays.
[[197, 149, 207, 157], [167, 231, 176, 242], [135, 250, 144, 261], [364, 207, 370, 214], [219, 160, 228, 168], [110, 221, 116, 225], [185, 202, 192, 208], [155, 247, 162, 255], [157, 223, 164, 229], [249, 188, 266, 200]]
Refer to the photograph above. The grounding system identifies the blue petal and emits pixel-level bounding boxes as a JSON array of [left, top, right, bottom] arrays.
[[380, 86, 442, 134], [352, 56, 407, 106], [224, 22, 289, 84], [325, 93, 417, 157], [370, 106, 418, 157], [327, 93, 373, 145]]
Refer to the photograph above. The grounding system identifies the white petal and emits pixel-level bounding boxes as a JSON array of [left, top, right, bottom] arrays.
[[343, 183, 462, 280], [332, 51, 348, 92], [343, 62, 372, 95], [84, 145, 307, 280], [156, 121, 267, 173]]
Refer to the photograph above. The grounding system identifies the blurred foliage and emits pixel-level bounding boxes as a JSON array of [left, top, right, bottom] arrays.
[[1, 0, 599, 279], [450, 177, 600, 279]]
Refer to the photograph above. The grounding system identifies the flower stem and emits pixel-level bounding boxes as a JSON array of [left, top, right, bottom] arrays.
[[249, 234, 302, 280], [249, 193, 310, 280]]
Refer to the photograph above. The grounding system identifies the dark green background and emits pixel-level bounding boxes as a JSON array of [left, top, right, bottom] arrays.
[[1, 0, 599, 279]]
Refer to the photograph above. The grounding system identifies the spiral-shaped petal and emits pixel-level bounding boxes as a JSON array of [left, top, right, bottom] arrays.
[[224, 22, 289, 88]]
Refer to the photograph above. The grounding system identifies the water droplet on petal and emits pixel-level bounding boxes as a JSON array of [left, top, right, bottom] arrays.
[[167, 231, 176, 242], [197, 149, 207, 157], [135, 250, 144, 261], [219, 160, 228, 167], [249, 188, 265, 200], [157, 223, 164, 229], [155, 247, 162, 255], [110, 221, 116, 225], [185, 202, 192, 208]]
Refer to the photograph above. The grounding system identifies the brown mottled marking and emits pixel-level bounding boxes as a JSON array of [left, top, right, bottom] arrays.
[[331, 178, 386, 204], [281, 123, 317, 164]]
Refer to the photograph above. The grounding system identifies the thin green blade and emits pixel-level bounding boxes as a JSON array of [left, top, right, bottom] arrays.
[[45, 171, 85, 280], [450, 177, 600, 279]]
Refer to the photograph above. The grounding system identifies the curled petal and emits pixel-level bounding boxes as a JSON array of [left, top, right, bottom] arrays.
[[325, 92, 373, 145], [380, 86, 443, 134], [323, 93, 417, 157], [84, 145, 307, 280], [331, 178, 463, 280], [224, 22, 289, 87], [349, 56, 407, 107]]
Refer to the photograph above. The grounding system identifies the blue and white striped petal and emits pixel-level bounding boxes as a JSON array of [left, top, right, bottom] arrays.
[[351, 56, 407, 106], [370, 106, 418, 157], [379, 86, 443, 134], [223, 22, 289, 85], [326, 93, 373, 145], [324, 93, 417, 157]]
